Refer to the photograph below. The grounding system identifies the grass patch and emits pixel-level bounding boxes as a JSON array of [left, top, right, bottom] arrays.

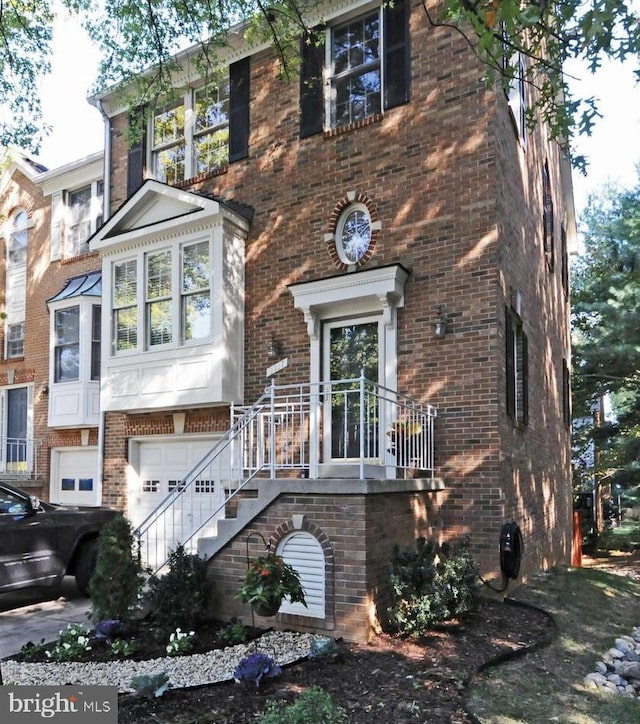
[[466, 564, 640, 723]]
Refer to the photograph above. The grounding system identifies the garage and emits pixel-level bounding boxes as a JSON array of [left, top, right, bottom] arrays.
[[129, 436, 226, 565], [50, 447, 100, 506]]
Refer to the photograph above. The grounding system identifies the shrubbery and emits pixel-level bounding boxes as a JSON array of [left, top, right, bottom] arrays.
[[89, 515, 145, 622], [147, 544, 210, 638], [387, 537, 478, 637], [258, 686, 345, 723]]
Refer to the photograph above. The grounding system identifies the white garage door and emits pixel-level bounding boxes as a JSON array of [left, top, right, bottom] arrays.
[[131, 437, 226, 565], [50, 448, 100, 506]]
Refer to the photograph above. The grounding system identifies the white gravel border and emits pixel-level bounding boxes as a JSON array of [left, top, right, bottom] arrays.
[[1, 631, 317, 693]]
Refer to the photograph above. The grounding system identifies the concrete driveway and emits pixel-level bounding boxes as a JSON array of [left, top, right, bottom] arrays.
[[0, 577, 91, 659]]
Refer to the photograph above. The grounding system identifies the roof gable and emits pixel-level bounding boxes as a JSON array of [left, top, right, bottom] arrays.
[[90, 180, 249, 254]]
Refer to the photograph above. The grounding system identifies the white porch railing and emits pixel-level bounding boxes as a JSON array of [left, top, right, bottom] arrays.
[[0, 437, 39, 476], [135, 376, 437, 571]]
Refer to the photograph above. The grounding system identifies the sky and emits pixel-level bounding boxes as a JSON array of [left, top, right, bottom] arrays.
[[38, 12, 640, 218]]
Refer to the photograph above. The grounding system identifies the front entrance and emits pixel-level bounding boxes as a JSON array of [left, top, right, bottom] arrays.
[[0, 386, 32, 474], [322, 316, 383, 469]]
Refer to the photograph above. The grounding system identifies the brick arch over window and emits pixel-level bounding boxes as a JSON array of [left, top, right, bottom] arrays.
[[325, 191, 381, 271], [269, 518, 335, 627]]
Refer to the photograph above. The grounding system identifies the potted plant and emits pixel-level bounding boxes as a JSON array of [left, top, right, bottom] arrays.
[[387, 419, 423, 468], [238, 551, 307, 616]]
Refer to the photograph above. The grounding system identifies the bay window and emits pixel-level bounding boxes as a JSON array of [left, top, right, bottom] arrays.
[[54, 307, 80, 382]]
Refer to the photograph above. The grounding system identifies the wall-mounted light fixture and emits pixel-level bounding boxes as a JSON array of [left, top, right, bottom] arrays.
[[268, 336, 282, 360], [433, 305, 448, 338]]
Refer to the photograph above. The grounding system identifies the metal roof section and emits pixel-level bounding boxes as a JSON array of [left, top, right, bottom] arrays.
[[47, 271, 102, 305]]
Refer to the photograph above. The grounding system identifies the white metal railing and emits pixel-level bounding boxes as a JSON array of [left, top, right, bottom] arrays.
[[135, 375, 437, 571], [0, 437, 39, 476]]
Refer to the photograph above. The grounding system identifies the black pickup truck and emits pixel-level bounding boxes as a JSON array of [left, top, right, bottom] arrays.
[[0, 482, 119, 595]]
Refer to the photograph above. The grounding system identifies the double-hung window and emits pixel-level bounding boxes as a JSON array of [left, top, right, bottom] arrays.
[[66, 181, 104, 256], [542, 161, 554, 269], [54, 307, 80, 382], [6, 323, 24, 359], [330, 12, 381, 128], [300, 0, 410, 136], [152, 82, 230, 184], [112, 240, 211, 354], [113, 260, 138, 352]]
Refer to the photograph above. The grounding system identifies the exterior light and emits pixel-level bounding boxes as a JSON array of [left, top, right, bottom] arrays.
[[268, 336, 281, 360], [433, 305, 448, 338]]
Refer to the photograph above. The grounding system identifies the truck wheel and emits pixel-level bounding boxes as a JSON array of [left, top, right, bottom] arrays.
[[74, 540, 98, 596]]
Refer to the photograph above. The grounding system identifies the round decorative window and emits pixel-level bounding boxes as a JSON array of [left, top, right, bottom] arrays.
[[336, 206, 372, 265]]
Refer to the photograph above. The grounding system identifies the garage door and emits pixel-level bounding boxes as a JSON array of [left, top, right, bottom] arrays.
[[131, 437, 226, 565], [50, 448, 100, 506]]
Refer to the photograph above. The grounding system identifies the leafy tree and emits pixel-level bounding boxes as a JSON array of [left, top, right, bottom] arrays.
[[1, 1, 639, 168], [571, 171, 640, 491]]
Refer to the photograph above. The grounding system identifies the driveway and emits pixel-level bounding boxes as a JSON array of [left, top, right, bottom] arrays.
[[0, 577, 91, 659]]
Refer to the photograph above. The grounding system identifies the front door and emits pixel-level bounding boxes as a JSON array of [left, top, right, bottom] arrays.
[[6, 387, 28, 473], [323, 317, 382, 464]]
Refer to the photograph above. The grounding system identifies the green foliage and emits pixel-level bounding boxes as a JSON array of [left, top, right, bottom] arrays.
[[18, 639, 47, 661], [165, 627, 195, 655], [388, 537, 478, 637], [89, 514, 146, 623], [147, 544, 210, 638], [1, 1, 639, 162], [571, 173, 640, 493], [258, 686, 346, 723], [130, 672, 170, 698], [217, 618, 248, 646], [110, 638, 138, 657], [45, 624, 92, 662]]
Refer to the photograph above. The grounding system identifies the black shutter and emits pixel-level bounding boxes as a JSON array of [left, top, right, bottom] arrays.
[[505, 307, 515, 420], [383, 0, 410, 109], [300, 29, 325, 138], [229, 57, 250, 162], [127, 107, 146, 197], [521, 332, 529, 425]]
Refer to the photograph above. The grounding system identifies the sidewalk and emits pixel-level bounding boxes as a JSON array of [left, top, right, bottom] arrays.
[[0, 578, 92, 659]]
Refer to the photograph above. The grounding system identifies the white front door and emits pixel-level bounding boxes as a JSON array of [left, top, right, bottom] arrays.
[[50, 448, 100, 506], [130, 437, 226, 562]]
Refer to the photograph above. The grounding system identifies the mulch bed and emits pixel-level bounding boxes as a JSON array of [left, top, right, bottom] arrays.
[[116, 597, 556, 723]]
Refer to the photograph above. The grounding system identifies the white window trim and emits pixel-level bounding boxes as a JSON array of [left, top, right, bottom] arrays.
[[64, 180, 104, 258], [324, 6, 384, 130]]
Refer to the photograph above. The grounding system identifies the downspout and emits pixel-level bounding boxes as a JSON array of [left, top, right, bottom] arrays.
[[94, 98, 110, 505]]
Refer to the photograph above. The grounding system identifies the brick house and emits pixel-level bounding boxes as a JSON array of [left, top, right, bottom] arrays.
[[0, 149, 105, 506], [3, 0, 575, 642]]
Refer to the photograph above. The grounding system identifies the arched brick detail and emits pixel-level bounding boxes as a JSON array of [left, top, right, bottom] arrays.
[[268, 517, 336, 630], [326, 192, 380, 271]]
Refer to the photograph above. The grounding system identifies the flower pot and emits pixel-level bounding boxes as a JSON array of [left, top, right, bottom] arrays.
[[252, 598, 282, 617]]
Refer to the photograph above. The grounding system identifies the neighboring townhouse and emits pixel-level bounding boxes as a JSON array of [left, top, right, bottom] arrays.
[[0, 149, 104, 506]]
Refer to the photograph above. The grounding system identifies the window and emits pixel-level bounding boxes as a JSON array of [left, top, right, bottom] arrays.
[[560, 224, 569, 298], [543, 161, 554, 269], [6, 323, 24, 358], [54, 307, 80, 382], [562, 359, 571, 428], [113, 259, 138, 352], [65, 181, 103, 256], [300, 0, 409, 136], [8, 209, 28, 264], [505, 306, 528, 425], [503, 39, 527, 145], [330, 12, 381, 128], [112, 240, 212, 354], [152, 81, 230, 184], [91, 305, 101, 381]]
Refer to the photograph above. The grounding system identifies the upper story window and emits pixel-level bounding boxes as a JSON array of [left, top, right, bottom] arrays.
[[65, 181, 104, 257], [6, 322, 24, 359], [152, 82, 230, 185], [54, 307, 80, 382], [329, 12, 381, 128], [112, 239, 211, 355], [300, 0, 409, 137], [8, 209, 28, 265]]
